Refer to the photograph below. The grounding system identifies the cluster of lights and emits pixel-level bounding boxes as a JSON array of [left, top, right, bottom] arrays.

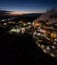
[[33, 26, 57, 58], [36, 41, 56, 57], [10, 27, 20, 33], [7, 20, 57, 58], [9, 22, 32, 34], [9, 27, 26, 34]]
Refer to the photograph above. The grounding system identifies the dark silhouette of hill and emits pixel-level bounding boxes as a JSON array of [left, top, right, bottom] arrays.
[[0, 10, 10, 14]]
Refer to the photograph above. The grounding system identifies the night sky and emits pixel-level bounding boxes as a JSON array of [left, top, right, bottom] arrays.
[[0, 0, 57, 13]]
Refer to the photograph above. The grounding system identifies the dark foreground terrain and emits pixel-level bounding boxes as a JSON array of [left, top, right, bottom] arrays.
[[0, 28, 57, 65]]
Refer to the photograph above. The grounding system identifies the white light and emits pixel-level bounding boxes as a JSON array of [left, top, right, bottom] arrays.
[[10, 28, 20, 33], [33, 31, 37, 35], [4, 23, 7, 25], [23, 23, 26, 26], [8, 18, 10, 20], [21, 28, 25, 33], [10, 28, 16, 32], [52, 46, 55, 49], [37, 33, 41, 36], [32, 22, 34, 26], [50, 53, 55, 57], [16, 29, 20, 33], [43, 49, 47, 53], [27, 22, 31, 25], [36, 42, 38, 44], [41, 45, 44, 48], [54, 39, 57, 41], [38, 44, 41, 47], [46, 46, 50, 50], [39, 29, 46, 33], [28, 26, 31, 28], [54, 42, 57, 45], [1, 19, 5, 21]]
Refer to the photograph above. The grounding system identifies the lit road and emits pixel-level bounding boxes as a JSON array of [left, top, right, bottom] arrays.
[[33, 30, 57, 58]]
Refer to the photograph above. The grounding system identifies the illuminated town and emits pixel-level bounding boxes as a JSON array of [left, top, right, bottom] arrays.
[[0, 9, 57, 59], [0, 0, 57, 65]]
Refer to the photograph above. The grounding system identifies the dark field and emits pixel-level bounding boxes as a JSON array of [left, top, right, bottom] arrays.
[[0, 28, 57, 65]]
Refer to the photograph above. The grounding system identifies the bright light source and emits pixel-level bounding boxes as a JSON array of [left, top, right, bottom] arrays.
[[21, 28, 25, 33], [23, 23, 26, 26], [39, 29, 46, 34], [10, 27, 20, 33], [1, 19, 5, 21], [16, 29, 20, 33], [36, 42, 38, 45], [38, 44, 41, 47], [54, 39, 57, 41], [27, 22, 31, 25], [4, 23, 7, 25], [43, 49, 47, 53], [41, 45, 44, 48], [52, 46, 55, 49], [50, 53, 55, 57], [28, 26, 31, 28], [46, 46, 50, 50], [37, 33, 41, 36], [54, 42, 57, 45]]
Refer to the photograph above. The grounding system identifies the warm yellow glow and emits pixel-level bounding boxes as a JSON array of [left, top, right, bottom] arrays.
[[8, 22, 12, 24], [51, 33, 57, 38], [8, 21, 15, 24], [34, 23, 40, 27], [9, 10, 43, 15], [10, 11, 30, 15], [10, 11, 23, 15]]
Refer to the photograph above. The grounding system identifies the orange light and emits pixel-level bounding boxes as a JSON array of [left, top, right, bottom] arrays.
[[51, 33, 57, 38], [34, 23, 40, 27]]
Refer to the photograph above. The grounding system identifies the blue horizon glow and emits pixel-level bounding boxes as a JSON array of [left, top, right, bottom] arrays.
[[0, 0, 57, 13]]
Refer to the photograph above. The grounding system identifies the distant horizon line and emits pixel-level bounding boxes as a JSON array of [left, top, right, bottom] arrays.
[[0, 8, 57, 15], [0, 8, 46, 14]]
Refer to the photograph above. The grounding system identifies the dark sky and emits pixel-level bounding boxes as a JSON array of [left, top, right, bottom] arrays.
[[0, 0, 57, 13]]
